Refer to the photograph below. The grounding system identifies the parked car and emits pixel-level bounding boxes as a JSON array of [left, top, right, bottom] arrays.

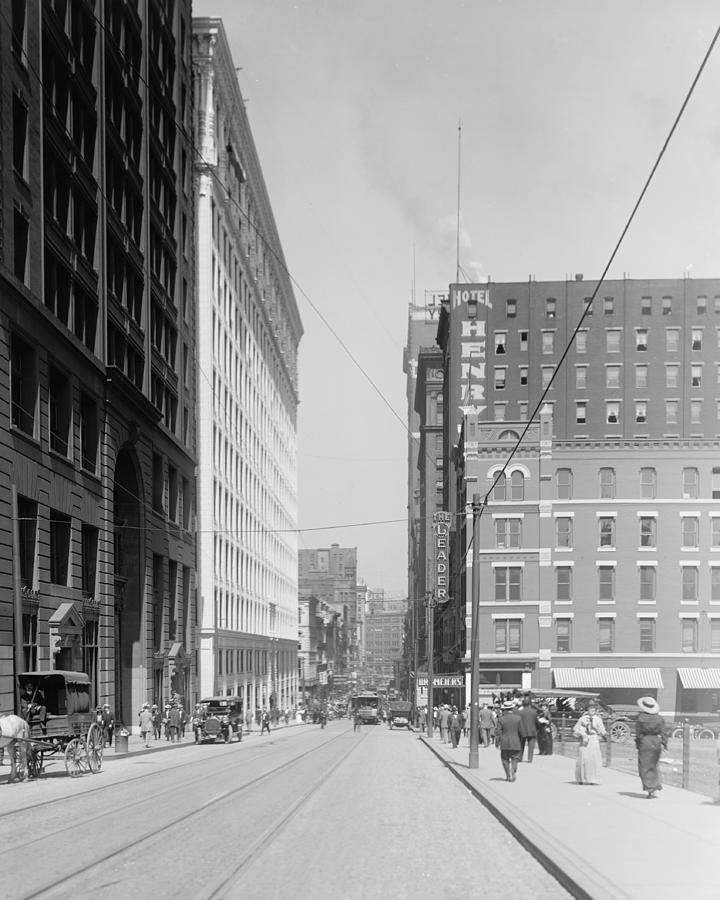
[[194, 697, 244, 744], [530, 690, 637, 742]]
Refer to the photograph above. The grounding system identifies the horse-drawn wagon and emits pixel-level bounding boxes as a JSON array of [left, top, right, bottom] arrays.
[[14, 670, 104, 778]]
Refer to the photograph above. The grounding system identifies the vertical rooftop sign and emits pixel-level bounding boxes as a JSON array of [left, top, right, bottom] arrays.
[[433, 511, 451, 603]]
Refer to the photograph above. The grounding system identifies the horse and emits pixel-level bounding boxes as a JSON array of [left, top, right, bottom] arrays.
[[0, 715, 30, 782]]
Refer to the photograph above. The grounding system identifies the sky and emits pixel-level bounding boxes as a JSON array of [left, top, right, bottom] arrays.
[[193, 0, 720, 597]]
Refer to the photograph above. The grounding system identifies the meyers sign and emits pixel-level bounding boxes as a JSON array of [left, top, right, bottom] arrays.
[[434, 511, 451, 602]]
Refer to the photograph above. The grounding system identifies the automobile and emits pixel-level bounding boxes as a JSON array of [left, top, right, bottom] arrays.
[[194, 697, 244, 744], [529, 690, 638, 742], [388, 701, 413, 730]]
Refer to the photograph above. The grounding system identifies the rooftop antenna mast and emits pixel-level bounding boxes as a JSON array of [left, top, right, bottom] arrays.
[[456, 118, 462, 283]]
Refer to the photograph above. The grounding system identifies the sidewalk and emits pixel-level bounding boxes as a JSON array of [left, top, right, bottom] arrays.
[[106, 719, 307, 759], [420, 732, 720, 900]]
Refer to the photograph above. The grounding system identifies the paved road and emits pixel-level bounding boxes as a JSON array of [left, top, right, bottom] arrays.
[[0, 721, 569, 899]]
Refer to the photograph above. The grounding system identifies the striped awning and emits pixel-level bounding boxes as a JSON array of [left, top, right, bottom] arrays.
[[677, 668, 720, 690], [553, 667, 664, 689]]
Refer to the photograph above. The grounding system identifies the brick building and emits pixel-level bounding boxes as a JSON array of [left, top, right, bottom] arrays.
[[415, 278, 720, 717]]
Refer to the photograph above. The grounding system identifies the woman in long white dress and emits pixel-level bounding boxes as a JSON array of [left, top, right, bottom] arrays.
[[573, 701, 606, 784]]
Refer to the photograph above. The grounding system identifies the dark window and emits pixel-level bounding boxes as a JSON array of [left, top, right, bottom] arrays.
[[11, 0, 26, 57], [599, 468, 615, 499], [18, 496, 37, 589], [510, 471, 524, 501], [682, 468, 699, 499], [495, 619, 522, 653], [22, 611, 37, 670], [49, 366, 71, 456], [681, 619, 697, 653], [14, 207, 29, 282], [556, 517, 572, 548], [556, 468, 572, 500], [81, 524, 98, 597], [639, 619, 655, 652], [13, 92, 28, 177], [556, 567, 572, 601], [599, 567, 615, 601], [152, 453, 164, 513], [495, 567, 522, 602], [556, 619, 571, 653], [11, 333, 36, 435], [639, 566, 656, 601], [80, 393, 98, 472], [168, 560, 178, 642], [492, 472, 506, 501], [49, 510, 71, 585], [682, 567, 698, 602], [168, 465, 178, 523], [153, 554, 164, 652], [599, 618, 615, 652]]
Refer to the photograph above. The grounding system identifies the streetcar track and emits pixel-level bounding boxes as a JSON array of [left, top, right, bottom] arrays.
[[0, 731, 289, 822], [206, 729, 367, 898], [20, 728, 355, 900]]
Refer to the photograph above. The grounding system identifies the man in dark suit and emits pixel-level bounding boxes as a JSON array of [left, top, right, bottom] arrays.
[[497, 701, 522, 781], [518, 694, 539, 763]]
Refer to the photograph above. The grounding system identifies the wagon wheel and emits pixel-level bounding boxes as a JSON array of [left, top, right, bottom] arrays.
[[86, 723, 104, 773], [697, 728, 716, 740], [27, 745, 43, 779], [609, 721, 631, 742], [65, 738, 90, 777], [670, 727, 684, 741]]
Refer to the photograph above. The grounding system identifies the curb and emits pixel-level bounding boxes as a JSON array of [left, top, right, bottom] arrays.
[[420, 735, 634, 900]]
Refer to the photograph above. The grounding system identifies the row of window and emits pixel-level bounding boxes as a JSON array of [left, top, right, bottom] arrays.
[[495, 515, 720, 550], [492, 398, 720, 427], [18, 496, 97, 593], [490, 466, 720, 501], [217, 648, 268, 676], [502, 294, 720, 320], [494, 616, 717, 654], [494, 362, 720, 391], [494, 325, 713, 356], [494, 564, 720, 603]]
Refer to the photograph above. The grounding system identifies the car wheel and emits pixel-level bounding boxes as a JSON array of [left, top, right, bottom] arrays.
[[610, 721, 631, 742]]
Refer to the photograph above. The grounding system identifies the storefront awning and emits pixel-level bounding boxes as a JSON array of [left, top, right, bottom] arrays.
[[553, 667, 664, 689], [677, 668, 720, 690]]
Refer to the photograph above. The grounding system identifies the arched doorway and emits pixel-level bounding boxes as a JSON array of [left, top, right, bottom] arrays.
[[113, 447, 143, 728]]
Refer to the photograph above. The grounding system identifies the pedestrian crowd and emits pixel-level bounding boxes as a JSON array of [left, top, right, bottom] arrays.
[[138, 696, 187, 748], [423, 693, 680, 798]]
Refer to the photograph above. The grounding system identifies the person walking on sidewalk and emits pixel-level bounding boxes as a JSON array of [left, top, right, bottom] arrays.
[[536, 703, 553, 756], [448, 707, 462, 748], [518, 694, 539, 763], [138, 703, 153, 749], [573, 700, 606, 785], [497, 700, 522, 782], [635, 696, 667, 799], [260, 708, 271, 735], [478, 704, 496, 748], [438, 705, 451, 743]]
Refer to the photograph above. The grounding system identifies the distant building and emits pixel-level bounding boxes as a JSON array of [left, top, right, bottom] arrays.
[[404, 293, 446, 700], [365, 598, 408, 690], [193, 19, 302, 713], [429, 278, 720, 717], [298, 545, 358, 674], [0, 0, 198, 721]]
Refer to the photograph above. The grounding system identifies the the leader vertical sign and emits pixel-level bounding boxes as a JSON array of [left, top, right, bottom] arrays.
[[434, 511, 451, 602]]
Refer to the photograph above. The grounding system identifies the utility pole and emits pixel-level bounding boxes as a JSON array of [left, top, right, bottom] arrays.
[[468, 493, 482, 769], [426, 592, 435, 738]]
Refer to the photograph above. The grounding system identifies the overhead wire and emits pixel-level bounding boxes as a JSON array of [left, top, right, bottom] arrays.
[[444, 22, 720, 601]]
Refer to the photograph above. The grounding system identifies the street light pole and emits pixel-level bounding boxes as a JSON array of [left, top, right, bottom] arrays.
[[468, 493, 482, 769], [426, 592, 434, 738]]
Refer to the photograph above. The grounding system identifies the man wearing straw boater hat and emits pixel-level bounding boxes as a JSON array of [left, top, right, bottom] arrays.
[[635, 696, 667, 799], [496, 700, 522, 782]]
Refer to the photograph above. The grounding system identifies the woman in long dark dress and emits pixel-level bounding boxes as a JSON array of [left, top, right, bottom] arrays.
[[635, 696, 667, 799], [536, 703, 554, 755]]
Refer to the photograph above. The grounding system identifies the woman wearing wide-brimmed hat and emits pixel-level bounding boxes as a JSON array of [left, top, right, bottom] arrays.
[[635, 696, 667, 799]]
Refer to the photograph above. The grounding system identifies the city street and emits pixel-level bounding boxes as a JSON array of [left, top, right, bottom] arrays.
[[0, 721, 568, 900]]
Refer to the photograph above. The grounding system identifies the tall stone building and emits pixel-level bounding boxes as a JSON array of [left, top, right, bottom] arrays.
[[0, 0, 197, 722], [193, 19, 302, 714]]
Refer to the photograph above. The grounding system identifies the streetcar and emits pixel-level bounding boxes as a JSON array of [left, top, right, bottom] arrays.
[[351, 691, 380, 725], [18, 670, 104, 778]]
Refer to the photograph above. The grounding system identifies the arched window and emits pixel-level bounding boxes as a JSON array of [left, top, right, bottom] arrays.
[[498, 429, 519, 442], [510, 470, 524, 501], [492, 472, 506, 501]]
